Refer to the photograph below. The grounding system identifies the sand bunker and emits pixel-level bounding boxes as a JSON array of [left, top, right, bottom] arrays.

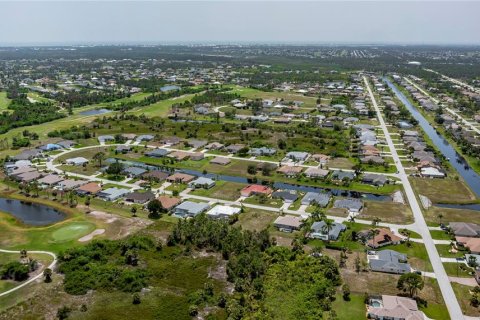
[[78, 229, 105, 242]]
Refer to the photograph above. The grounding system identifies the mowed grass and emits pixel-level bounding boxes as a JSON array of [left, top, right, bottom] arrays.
[[234, 87, 318, 108], [358, 201, 413, 224], [51, 222, 96, 242], [452, 283, 480, 318], [189, 180, 245, 201], [410, 177, 477, 203], [331, 293, 366, 320]]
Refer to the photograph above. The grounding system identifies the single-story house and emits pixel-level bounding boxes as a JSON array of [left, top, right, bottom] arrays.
[[310, 221, 346, 241], [39, 143, 63, 151], [277, 165, 303, 177], [76, 182, 102, 195], [65, 157, 89, 166], [55, 179, 87, 191], [284, 151, 310, 162], [206, 205, 241, 219], [174, 201, 210, 218], [362, 173, 388, 186], [98, 135, 114, 144], [12, 149, 44, 161], [190, 152, 204, 161], [367, 295, 425, 320], [273, 215, 303, 232], [186, 139, 208, 149], [205, 142, 224, 150], [8, 166, 37, 178], [188, 177, 216, 189], [333, 198, 363, 213], [249, 147, 277, 157], [168, 151, 191, 161], [142, 170, 169, 182], [456, 237, 480, 254], [136, 134, 154, 142], [166, 173, 195, 184], [145, 149, 169, 158], [304, 167, 329, 178], [272, 190, 298, 203], [449, 222, 480, 238], [16, 171, 43, 183], [123, 166, 147, 178], [301, 192, 331, 207], [420, 167, 445, 178], [97, 187, 131, 201], [210, 157, 231, 166], [226, 144, 246, 154], [240, 184, 273, 197], [124, 191, 155, 204], [311, 154, 331, 165], [157, 195, 182, 212], [115, 145, 132, 154], [331, 170, 356, 181], [368, 249, 411, 274], [361, 228, 402, 248], [57, 140, 77, 149], [37, 174, 64, 188]]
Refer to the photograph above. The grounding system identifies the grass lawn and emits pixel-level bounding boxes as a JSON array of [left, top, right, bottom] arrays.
[[328, 157, 355, 170], [399, 228, 422, 239], [410, 178, 477, 203], [443, 262, 474, 278], [436, 244, 465, 258], [189, 180, 245, 201], [164, 183, 188, 194], [358, 201, 413, 224], [430, 230, 454, 241], [236, 208, 278, 231], [331, 293, 366, 320], [242, 195, 283, 208], [452, 283, 480, 318]]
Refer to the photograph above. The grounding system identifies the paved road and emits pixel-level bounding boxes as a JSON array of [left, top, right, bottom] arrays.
[[364, 76, 464, 319], [404, 77, 480, 135], [0, 249, 57, 297], [424, 68, 480, 95]]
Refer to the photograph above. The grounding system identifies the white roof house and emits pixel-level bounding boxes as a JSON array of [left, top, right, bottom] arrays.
[[65, 157, 89, 166], [206, 205, 241, 219]]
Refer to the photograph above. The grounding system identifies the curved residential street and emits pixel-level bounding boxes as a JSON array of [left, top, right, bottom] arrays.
[[364, 76, 464, 320], [0, 249, 57, 297]]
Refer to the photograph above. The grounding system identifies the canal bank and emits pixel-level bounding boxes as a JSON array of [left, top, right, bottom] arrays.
[[384, 77, 480, 199]]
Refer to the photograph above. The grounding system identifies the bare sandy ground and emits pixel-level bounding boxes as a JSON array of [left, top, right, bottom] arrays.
[[78, 229, 105, 242]]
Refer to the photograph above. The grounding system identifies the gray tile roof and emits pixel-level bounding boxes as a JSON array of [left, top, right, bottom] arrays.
[[301, 192, 331, 206]]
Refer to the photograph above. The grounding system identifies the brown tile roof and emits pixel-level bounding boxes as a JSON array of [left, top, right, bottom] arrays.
[[157, 196, 181, 210], [77, 182, 102, 194]]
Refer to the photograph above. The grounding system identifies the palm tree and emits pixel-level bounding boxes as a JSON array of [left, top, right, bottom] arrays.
[[372, 217, 381, 227], [30, 181, 40, 198], [43, 268, 52, 283], [437, 213, 444, 225], [93, 151, 106, 168], [322, 219, 334, 243]]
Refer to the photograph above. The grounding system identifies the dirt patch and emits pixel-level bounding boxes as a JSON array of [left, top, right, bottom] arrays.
[[78, 229, 105, 242], [87, 210, 153, 240]]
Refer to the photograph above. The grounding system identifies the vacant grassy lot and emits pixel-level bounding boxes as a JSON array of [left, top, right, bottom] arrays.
[[190, 180, 245, 201], [331, 293, 366, 320], [436, 244, 465, 258], [410, 178, 477, 203], [425, 206, 480, 226], [236, 208, 278, 231], [243, 195, 283, 208], [235, 87, 318, 108], [358, 201, 413, 224], [452, 283, 480, 318], [430, 229, 454, 241], [443, 262, 474, 278]]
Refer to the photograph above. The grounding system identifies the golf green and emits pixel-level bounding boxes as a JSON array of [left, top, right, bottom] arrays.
[[51, 222, 95, 242]]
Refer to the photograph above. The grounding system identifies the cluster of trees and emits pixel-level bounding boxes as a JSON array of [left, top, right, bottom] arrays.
[[190, 89, 240, 106], [48, 125, 92, 140], [57, 235, 157, 295], [0, 101, 64, 134], [51, 90, 129, 108], [0, 261, 31, 281], [167, 214, 341, 319]]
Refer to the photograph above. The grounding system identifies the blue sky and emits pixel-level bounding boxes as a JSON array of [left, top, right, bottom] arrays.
[[0, 1, 479, 45]]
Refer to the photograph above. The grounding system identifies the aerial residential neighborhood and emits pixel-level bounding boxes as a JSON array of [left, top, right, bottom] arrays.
[[0, 1, 479, 320]]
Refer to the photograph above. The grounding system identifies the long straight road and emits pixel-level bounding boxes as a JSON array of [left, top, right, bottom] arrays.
[[403, 77, 480, 135], [364, 76, 464, 319]]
